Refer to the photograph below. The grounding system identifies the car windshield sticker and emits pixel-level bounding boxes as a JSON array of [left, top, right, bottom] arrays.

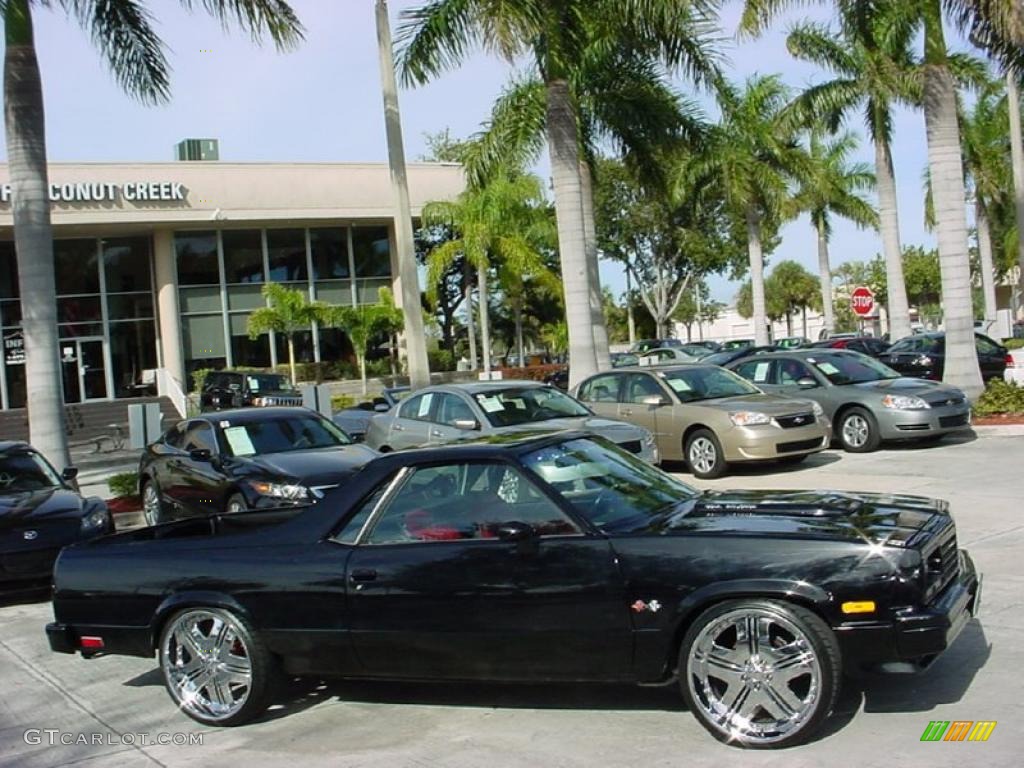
[[219, 420, 230, 428], [476, 395, 505, 413], [816, 362, 840, 375], [223, 426, 256, 456], [667, 378, 692, 392], [418, 393, 434, 418], [532, 461, 606, 484], [246, 376, 260, 392], [754, 362, 771, 382]]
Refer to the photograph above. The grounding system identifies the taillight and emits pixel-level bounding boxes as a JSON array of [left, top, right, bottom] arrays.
[[80, 636, 104, 649], [1006, 354, 1015, 369]]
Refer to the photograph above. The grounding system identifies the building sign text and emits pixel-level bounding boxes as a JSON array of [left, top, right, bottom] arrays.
[[0, 182, 186, 205]]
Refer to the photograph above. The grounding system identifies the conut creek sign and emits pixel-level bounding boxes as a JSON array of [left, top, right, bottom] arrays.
[[0, 181, 186, 205]]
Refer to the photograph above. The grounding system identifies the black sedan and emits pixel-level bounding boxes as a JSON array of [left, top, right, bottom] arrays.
[[49, 433, 979, 748], [881, 332, 1008, 381], [0, 442, 112, 594], [138, 407, 377, 524]]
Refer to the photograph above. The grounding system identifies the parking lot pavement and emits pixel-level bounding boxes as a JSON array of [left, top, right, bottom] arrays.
[[2, 431, 1022, 768]]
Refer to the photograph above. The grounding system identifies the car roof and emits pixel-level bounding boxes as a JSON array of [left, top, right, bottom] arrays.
[[417, 380, 548, 395], [0, 440, 31, 453], [583, 363, 718, 377], [370, 429, 592, 466], [191, 406, 320, 424]]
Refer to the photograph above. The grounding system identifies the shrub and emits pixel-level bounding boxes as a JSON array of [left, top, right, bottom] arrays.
[[107, 471, 140, 498], [189, 367, 213, 393], [429, 348, 456, 372], [331, 394, 357, 411], [974, 379, 1024, 416], [1005, 338, 1024, 350]]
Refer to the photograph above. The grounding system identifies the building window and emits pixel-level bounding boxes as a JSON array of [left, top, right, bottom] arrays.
[[175, 231, 220, 285], [0, 241, 17, 299], [222, 230, 264, 284], [310, 228, 349, 279], [274, 330, 315, 365], [109, 320, 157, 397], [103, 237, 152, 292], [183, 314, 227, 371], [55, 239, 100, 295], [229, 313, 271, 368], [352, 226, 391, 278], [266, 229, 308, 282]]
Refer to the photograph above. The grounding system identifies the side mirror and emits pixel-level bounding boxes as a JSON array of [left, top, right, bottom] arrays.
[[796, 377, 819, 389], [374, 403, 391, 412], [641, 395, 669, 406], [61, 466, 78, 481], [453, 418, 480, 431], [496, 521, 539, 555], [189, 448, 212, 462]]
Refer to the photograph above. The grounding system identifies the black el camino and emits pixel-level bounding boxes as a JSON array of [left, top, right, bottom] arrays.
[[0, 442, 113, 593], [47, 433, 980, 748]]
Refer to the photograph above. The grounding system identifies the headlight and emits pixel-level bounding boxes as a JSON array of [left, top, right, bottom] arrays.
[[811, 402, 824, 417], [80, 506, 109, 533], [881, 394, 930, 410], [729, 411, 772, 426], [248, 480, 309, 501]]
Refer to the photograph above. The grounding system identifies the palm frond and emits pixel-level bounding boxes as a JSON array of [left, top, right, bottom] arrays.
[[177, 0, 304, 48], [396, 0, 482, 86]]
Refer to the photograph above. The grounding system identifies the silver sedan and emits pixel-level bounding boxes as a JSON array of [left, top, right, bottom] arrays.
[[364, 381, 658, 463]]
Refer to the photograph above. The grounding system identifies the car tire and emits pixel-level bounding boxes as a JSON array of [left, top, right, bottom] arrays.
[[226, 493, 248, 515], [686, 429, 728, 479], [141, 480, 164, 527], [837, 407, 881, 453], [679, 598, 841, 749], [159, 607, 279, 727]]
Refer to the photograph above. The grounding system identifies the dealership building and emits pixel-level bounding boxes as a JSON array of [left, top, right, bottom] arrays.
[[0, 155, 463, 415]]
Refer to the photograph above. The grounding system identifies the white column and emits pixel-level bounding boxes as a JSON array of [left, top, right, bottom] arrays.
[[153, 229, 185, 388]]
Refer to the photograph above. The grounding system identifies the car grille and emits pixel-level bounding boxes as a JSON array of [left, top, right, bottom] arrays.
[[923, 524, 959, 603], [775, 413, 815, 429], [927, 395, 966, 408], [0, 547, 59, 576], [258, 396, 303, 407], [775, 437, 823, 454], [619, 440, 643, 454], [939, 414, 969, 428]]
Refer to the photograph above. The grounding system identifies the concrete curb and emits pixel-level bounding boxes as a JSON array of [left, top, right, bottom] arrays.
[[971, 423, 1024, 437]]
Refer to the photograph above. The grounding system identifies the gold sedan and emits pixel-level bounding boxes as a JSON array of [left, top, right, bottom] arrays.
[[574, 364, 832, 478]]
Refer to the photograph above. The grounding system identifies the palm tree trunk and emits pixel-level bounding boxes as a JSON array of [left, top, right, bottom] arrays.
[[580, 161, 610, 370], [745, 206, 769, 346], [976, 200, 998, 324], [785, 312, 793, 337], [287, 335, 297, 385], [802, 306, 808, 338], [546, 80, 597, 388], [375, 0, 430, 389], [359, 352, 368, 396], [874, 131, 913, 341], [515, 302, 525, 368], [463, 266, 477, 369], [3, 0, 69, 470], [477, 265, 491, 374], [1008, 71, 1024, 308], [815, 218, 835, 334], [922, 3, 983, 399], [625, 267, 636, 345]]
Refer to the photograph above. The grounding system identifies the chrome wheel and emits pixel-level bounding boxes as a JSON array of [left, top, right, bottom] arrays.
[[841, 414, 870, 448], [142, 483, 161, 527], [226, 494, 247, 514], [161, 609, 252, 722], [685, 607, 822, 746], [689, 437, 718, 475]]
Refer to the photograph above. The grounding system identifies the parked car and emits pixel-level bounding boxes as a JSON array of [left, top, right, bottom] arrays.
[[543, 368, 569, 390], [574, 364, 830, 478], [364, 381, 657, 463], [139, 407, 377, 524], [721, 338, 754, 350], [332, 386, 410, 442], [728, 350, 971, 452], [676, 344, 717, 359], [610, 352, 639, 368], [638, 347, 700, 366], [774, 336, 811, 349], [46, 432, 981, 748], [700, 345, 777, 368], [628, 338, 683, 354], [880, 332, 1008, 382], [199, 371, 302, 412], [685, 340, 722, 352], [0, 442, 113, 594], [810, 336, 891, 358]]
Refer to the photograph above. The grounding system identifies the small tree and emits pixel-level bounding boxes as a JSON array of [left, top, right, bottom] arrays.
[[247, 283, 326, 385], [324, 288, 404, 395]]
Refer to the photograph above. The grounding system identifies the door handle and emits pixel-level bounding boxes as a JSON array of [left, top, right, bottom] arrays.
[[393, 424, 404, 432], [431, 429, 444, 437], [621, 408, 633, 416], [350, 568, 377, 583]]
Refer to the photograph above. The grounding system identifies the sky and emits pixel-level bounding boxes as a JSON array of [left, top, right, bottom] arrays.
[[0, 0, 973, 306]]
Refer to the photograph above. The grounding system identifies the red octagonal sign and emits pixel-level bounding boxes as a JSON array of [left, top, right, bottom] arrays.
[[851, 286, 875, 317]]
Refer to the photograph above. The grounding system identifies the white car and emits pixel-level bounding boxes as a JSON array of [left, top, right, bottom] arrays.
[[638, 347, 700, 367]]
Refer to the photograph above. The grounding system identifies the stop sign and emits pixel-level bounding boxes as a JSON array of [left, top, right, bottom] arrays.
[[851, 286, 875, 317]]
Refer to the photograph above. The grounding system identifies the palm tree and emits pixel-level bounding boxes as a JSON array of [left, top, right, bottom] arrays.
[[396, 0, 722, 387], [685, 75, 807, 346], [781, 5, 917, 343], [421, 171, 552, 374], [790, 131, 877, 334], [1007, 73, 1024, 301], [247, 283, 325, 386], [323, 287, 403, 395], [2, 0, 301, 470]]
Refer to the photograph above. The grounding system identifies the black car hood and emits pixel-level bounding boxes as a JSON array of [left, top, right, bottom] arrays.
[[677, 489, 949, 547], [240, 444, 378, 485], [0, 487, 85, 526]]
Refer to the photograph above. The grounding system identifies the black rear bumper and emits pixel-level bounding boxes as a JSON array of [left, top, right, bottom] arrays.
[[837, 549, 981, 673], [46, 622, 77, 654]]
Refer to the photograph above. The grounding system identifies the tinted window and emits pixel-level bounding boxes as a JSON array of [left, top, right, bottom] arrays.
[[245, 373, 292, 392], [352, 226, 392, 277], [975, 335, 1001, 355], [219, 414, 351, 456], [55, 239, 100, 295], [175, 232, 220, 286], [623, 374, 667, 404], [889, 336, 942, 354], [807, 353, 900, 385], [266, 229, 308, 282], [579, 374, 621, 403], [222, 230, 265, 284], [183, 422, 218, 454], [776, 359, 815, 385], [163, 425, 186, 449], [334, 477, 395, 544], [732, 359, 774, 385], [365, 463, 578, 544], [310, 228, 350, 280], [473, 386, 589, 427], [0, 449, 62, 492], [436, 393, 476, 425]]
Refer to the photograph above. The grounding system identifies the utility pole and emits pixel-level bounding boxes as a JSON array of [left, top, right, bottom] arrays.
[[375, 0, 430, 389]]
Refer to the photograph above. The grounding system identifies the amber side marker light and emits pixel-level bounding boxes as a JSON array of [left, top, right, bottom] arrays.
[[841, 601, 876, 614]]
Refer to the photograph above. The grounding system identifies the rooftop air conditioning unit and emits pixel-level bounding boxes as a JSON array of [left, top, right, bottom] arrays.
[[175, 139, 219, 161]]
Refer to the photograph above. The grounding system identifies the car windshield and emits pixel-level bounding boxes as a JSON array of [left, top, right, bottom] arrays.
[[474, 387, 590, 427], [219, 414, 352, 456], [660, 367, 761, 402], [888, 336, 942, 354], [0, 450, 62, 493], [808, 353, 900, 384], [523, 438, 699, 534], [246, 374, 293, 392]]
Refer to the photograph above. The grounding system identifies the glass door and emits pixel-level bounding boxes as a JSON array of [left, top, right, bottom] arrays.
[[60, 338, 107, 403]]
